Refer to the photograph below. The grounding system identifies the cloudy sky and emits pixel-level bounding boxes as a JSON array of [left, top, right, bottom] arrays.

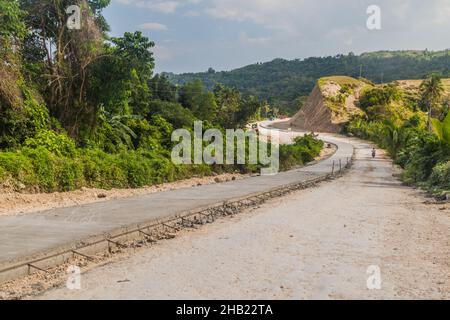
[[105, 0, 450, 73]]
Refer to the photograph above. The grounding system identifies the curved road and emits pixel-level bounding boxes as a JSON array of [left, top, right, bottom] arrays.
[[0, 129, 351, 269], [39, 127, 450, 300]]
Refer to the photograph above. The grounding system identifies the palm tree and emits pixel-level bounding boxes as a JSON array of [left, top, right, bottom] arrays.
[[420, 75, 444, 132]]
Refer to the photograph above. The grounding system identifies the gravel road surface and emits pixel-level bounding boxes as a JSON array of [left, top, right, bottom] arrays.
[[39, 137, 450, 300]]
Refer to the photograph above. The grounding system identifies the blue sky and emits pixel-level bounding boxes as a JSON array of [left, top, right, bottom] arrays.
[[104, 0, 450, 73]]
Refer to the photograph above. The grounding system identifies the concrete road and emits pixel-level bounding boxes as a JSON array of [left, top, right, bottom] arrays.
[[0, 127, 352, 268], [39, 136, 450, 300]]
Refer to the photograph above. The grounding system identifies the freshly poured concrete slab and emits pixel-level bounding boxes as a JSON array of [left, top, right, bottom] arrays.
[[0, 135, 353, 265]]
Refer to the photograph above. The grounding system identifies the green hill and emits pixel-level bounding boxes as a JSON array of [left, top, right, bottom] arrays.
[[165, 50, 450, 115]]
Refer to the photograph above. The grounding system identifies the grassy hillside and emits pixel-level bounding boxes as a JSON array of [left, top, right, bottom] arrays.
[[396, 79, 450, 98], [165, 50, 450, 115], [292, 75, 450, 133], [317, 76, 371, 120]]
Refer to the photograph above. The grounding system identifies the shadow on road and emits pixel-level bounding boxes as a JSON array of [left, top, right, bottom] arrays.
[[356, 180, 408, 189]]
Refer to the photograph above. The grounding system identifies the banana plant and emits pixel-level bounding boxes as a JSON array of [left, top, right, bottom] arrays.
[[432, 112, 450, 144], [383, 121, 411, 161], [97, 105, 142, 148]]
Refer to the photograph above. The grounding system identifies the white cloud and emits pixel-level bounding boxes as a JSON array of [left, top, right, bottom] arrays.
[[112, 0, 450, 72], [116, 0, 450, 34], [146, 1, 180, 13], [139, 22, 168, 31], [153, 45, 175, 61], [239, 32, 270, 45], [184, 10, 200, 17], [204, 0, 450, 45], [205, 0, 302, 33], [115, 0, 202, 13]]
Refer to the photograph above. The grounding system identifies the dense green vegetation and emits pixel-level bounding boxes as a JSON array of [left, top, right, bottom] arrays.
[[347, 76, 450, 197], [4, 0, 446, 196], [0, 0, 320, 193], [166, 50, 450, 115], [279, 135, 324, 171]]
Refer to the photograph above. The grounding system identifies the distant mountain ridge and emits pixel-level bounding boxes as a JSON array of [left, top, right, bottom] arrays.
[[164, 50, 450, 115]]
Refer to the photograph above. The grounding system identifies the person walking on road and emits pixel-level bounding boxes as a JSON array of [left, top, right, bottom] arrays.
[[372, 148, 376, 159]]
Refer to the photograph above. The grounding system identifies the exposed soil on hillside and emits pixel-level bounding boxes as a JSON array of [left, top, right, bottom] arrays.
[[290, 77, 367, 133], [290, 85, 341, 133]]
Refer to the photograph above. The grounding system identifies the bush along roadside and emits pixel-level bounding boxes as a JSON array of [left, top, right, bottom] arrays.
[[0, 132, 324, 193], [346, 75, 450, 200], [279, 134, 324, 171], [347, 116, 450, 200]]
